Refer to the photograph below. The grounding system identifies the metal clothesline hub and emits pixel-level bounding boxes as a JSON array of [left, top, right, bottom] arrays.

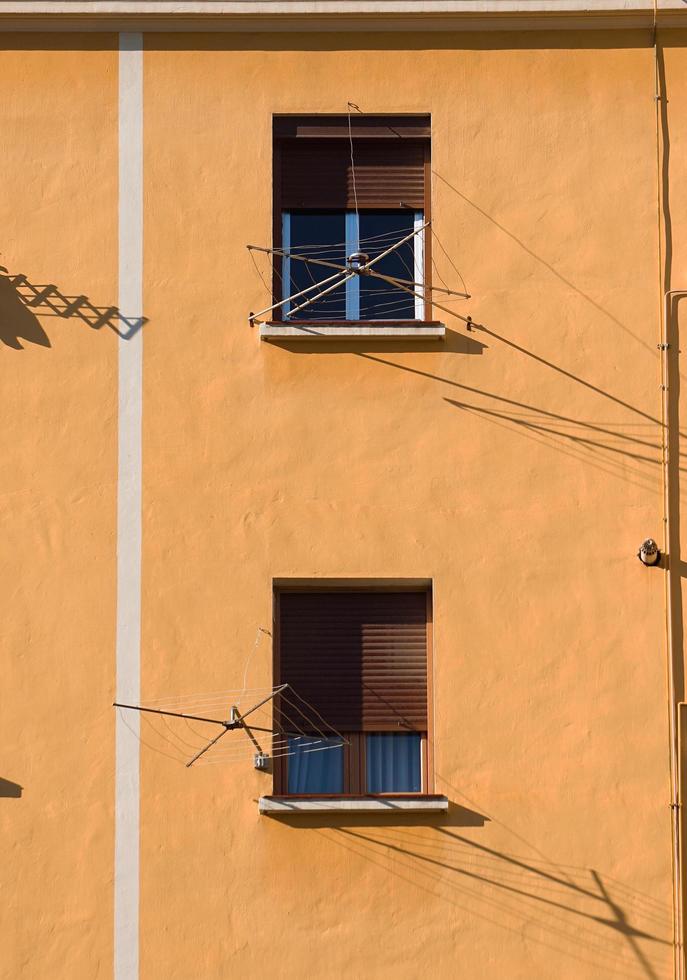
[[346, 251, 369, 271]]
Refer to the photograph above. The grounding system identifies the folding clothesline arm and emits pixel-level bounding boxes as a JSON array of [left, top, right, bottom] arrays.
[[186, 726, 232, 767], [113, 702, 230, 727], [363, 221, 430, 271], [247, 244, 347, 274], [366, 271, 474, 325], [289, 273, 355, 316], [248, 224, 428, 279], [370, 272, 469, 299], [113, 702, 279, 734], [249, 269, 347, 322], [239, 683, 289, 723]]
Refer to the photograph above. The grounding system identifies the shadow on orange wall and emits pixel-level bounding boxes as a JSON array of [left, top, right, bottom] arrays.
[[269, 779, 672, 978], [0, 777, 22, 798], [0, 273, 50, 349], [0, 268, 146, 348], [263, 326, 486, 356], [433, 171, 660, 361], [263, 800, 488, 832], [329, 822, 671, 980], [294, 775, 673, 980]]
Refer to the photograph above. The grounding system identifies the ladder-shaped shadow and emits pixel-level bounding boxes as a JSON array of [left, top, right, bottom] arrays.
[[0, 267, 146, 348]]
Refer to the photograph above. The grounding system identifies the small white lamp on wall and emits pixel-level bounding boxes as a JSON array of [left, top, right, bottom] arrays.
[[638, 538, 661, 566]]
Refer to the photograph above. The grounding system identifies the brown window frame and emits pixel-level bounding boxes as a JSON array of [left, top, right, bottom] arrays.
[[272, 584, 434, 797], [272, 115, 433, 326]]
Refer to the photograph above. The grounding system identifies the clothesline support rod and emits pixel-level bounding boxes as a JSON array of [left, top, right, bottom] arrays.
[[249, 269, 347, 322], [364, 271, 474, 325], [239, 683, 289, 723], [113, 702, 232, 727], [289, 273, 355, 316], [247, 244, 346, 274], [186, 726, 232, 767]]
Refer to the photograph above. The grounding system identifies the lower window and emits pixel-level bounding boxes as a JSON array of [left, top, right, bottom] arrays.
[[275, 588, 430, 796]]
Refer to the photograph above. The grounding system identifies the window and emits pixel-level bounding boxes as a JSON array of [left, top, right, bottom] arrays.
[[273, 589, 431, 796], [273, 116, 431, 323]]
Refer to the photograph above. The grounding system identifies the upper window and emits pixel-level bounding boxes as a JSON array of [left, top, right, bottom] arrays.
[[273, 588, 431, 796], [273, 116, 431, 323]]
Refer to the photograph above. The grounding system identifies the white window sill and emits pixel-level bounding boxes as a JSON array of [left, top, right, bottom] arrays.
[[259, 320, 445, 341], [259, 795, 449, 815]]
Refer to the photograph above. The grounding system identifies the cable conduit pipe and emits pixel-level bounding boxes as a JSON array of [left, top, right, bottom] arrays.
[[662, 291, 687, 980]]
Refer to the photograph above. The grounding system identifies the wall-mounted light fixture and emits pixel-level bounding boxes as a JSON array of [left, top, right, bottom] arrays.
[[638, 538, 661, 566]]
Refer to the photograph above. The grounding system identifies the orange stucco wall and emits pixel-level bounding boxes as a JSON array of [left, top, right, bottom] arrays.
[[1, 33, 119, 980], [3, 26, 687, 980]]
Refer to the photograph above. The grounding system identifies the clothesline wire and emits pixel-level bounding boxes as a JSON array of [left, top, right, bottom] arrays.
[[120, 680, 347, 768], [142, 685, 279, 705], [242, 627, 270, 697], [348, 101, 360, 222], [198, 736, 335, 762], [120, 707, 326, 767], [285, 226, 418, 254]]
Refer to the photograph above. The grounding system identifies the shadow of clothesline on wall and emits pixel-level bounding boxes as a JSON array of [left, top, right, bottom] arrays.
[[432, 170, 666, 366], [305, 775, 673, 980], [354, 338, 679, 501], [0, 268, 146, 349], [327, 824, 671, 980]]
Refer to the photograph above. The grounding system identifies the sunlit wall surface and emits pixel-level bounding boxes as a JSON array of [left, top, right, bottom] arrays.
[[3, 16, 687, 980]]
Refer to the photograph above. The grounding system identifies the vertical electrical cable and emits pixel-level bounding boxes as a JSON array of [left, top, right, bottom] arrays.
[[347, 102, 360, 224], [653, 3, 684, 975]]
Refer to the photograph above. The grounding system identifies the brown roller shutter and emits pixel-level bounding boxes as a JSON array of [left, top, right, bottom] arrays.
[[280, 139, 427, 210], [277, 591, 428, 732]]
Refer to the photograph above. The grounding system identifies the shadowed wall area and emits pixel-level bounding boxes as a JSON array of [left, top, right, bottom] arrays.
[[0, 778, 23, 798], [0, 271, 50, 349]]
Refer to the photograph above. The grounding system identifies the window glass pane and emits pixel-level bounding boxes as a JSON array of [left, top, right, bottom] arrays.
[[359, 212, 417, 321], [366, 732, 422, 793], [285, 213, 347, 321], [287, 736, 344, 793]]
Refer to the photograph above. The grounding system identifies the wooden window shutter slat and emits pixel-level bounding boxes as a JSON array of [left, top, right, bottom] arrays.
[[279, 138, 427, 210], [278, 591, 428, 732]]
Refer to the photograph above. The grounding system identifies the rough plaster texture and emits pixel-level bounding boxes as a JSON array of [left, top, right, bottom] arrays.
[[0, 33, 119, 980], [3, 25, 687, 980]]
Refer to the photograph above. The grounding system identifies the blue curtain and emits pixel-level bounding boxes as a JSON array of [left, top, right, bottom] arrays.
[[287, 737, 344, 794], [366, 733, 421, 793]]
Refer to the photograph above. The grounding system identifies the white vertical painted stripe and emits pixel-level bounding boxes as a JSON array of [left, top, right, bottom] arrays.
[[115, 31, 143, 980]]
